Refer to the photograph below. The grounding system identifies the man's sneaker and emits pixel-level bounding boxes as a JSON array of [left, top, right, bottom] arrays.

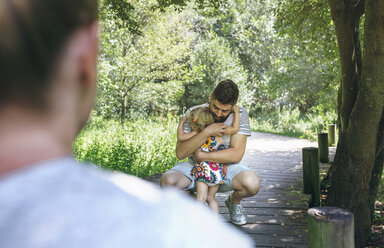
[[225, 194, 247, 225]]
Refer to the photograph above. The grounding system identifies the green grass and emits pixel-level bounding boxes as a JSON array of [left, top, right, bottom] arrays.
[[73, 113, 180, 178]]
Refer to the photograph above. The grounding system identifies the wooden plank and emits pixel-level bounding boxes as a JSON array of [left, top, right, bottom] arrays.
[[235, 233, 308, 248], [219, 213, 307, 225]]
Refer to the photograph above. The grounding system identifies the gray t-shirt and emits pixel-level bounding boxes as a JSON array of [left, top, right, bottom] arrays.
[[0, 157, 253, 248], [184, 104, 251, 148]]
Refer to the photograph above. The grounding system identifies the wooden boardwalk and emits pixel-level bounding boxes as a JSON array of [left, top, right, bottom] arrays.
[[145, 132, 335, 248]]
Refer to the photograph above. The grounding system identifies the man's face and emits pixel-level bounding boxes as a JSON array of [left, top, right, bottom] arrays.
[[209, 99, 233, 123]]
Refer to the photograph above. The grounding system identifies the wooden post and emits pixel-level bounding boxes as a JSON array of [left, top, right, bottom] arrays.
[[328, 124, 336, 146], [308, 207, 354, 248], [318, 133, 329, 163], [302, 147, 320, 207]]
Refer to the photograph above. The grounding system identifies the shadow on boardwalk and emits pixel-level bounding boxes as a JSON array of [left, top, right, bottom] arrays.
[[146, 132, 335, 248]]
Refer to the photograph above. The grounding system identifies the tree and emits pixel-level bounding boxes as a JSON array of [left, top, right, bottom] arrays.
[[326, 1, 384, 246], [97, 0, 157, 118], [274, 0, 339, 115], [276, 0, 384, 246], [97, 0, 191, 119]]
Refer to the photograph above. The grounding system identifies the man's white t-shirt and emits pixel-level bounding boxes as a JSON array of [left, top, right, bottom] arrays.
[[0, 157, 253, 248]]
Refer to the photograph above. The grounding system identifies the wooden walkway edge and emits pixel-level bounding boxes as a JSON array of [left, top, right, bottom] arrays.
[[145, 132, 335, 248]]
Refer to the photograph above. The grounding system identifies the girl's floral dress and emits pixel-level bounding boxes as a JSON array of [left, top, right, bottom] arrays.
[[190, 136, 227, 185]]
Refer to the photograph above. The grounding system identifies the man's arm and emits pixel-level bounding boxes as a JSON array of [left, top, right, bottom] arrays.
[[176, 123, 227, 160], [193, 133, 247, 164], [177, 117, 198, 142]]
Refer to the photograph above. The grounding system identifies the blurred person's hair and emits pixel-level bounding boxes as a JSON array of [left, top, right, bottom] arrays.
[[0, 0, 98, 108]]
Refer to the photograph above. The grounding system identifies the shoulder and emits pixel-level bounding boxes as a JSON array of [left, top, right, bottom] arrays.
[[239, 107, 249, 119], [239, 107, 251, 134], [74, 165, 254, 247], [156, 188, 254, 248], [75, 164, 254, 247], [0, 158, 254, 247]]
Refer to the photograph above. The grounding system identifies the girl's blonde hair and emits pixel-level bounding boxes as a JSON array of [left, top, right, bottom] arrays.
[[187, 107, 214, 132]]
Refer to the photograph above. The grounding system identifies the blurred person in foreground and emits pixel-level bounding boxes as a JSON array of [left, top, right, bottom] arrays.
[[0, 0, 254, 247]]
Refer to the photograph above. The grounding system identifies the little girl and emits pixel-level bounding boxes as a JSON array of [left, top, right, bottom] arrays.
[[177, 105, 240, 213]]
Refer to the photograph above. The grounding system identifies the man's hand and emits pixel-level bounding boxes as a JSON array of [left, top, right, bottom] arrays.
[[203, 123, 227, 137]]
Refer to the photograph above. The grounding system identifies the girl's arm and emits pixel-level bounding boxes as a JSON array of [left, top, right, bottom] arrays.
[[223, 105, 240, 135], [177, 116, 198, 141]]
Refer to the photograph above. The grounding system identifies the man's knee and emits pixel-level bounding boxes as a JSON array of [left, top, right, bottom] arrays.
[[160, 171, 191, 189], [160, 172, 176, 187], [235, 171, 260, 196]]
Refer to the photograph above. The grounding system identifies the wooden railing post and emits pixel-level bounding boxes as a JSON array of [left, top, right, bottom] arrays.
[[302, 147, 320, 207], [318, 133, 329, 163], [328, 124, 336, 147], [308, 207, 354, 248]]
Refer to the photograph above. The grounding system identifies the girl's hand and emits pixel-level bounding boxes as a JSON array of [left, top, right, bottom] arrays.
[[203, 123, 226, 137], [180, 116, 187, 123], [233, 105, 240, 113]]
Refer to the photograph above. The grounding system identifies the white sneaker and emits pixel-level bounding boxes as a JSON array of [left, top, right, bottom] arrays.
[[225, 194, 246, 225]]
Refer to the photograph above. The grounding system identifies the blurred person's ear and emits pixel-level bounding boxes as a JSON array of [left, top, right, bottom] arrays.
[[59, 21, 99, 130], [78, 21, 99, 89]]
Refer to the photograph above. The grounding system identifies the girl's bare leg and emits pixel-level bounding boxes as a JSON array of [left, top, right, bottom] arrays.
[[195, 181, 208, 203], [206, 184, 220, 213]]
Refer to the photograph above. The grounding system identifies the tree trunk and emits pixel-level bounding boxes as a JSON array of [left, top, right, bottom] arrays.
[[327, 0, 363, 131], [368, 112, 384, 218], [368, 149, 384, 218], [327, 0, 384, 247]]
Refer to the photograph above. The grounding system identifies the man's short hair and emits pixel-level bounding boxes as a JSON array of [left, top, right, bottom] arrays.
[[0, 0, 98, 108], [211, 79, 239, 105]]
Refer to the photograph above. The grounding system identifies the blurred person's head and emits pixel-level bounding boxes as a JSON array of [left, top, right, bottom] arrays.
[[0, 0, 98, 131], [209, 79, 239, 122]]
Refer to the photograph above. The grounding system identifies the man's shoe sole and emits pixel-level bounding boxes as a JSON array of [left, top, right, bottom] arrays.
[[230, 219, 247, 226]]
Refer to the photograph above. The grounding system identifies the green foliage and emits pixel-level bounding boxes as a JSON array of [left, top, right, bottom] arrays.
[[96, 0, 340, 124], [181, 30, 248, 109], [97, 3, 191, 118], [275, 0, 336, 58], [250, 108, 337, 141], [270, 0, 339, 115], [99, 0, 157, 34], [156, 0, 227, 11], [73, 114, 180, 177]]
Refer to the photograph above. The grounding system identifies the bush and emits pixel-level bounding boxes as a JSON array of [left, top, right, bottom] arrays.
[[73, 114, 180, 178], [250, 108, 337, 141]]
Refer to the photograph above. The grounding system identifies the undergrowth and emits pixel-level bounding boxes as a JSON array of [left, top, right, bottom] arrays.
[[73, 113, 179, 178]]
